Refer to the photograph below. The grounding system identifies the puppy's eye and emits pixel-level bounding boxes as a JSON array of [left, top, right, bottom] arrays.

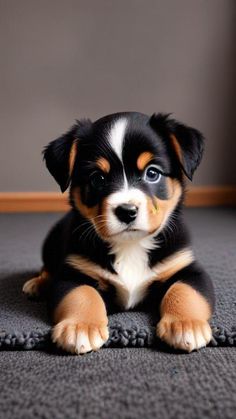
[[89, 172, 106, 190], [143, 165, 162, 183]]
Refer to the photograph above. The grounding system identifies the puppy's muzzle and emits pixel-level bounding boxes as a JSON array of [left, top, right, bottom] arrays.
[[114, 204, 138, 224]]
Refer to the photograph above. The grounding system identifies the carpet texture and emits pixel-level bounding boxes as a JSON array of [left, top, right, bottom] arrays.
[[0, 347, 236, 419], [0, 208, 236, 350]]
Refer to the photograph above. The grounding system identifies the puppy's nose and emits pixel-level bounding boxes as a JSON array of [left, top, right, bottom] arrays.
[[114, 204, 138, 224]]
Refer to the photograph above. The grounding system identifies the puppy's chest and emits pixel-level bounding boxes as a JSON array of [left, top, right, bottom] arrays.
[[112, 243, 154, 309]]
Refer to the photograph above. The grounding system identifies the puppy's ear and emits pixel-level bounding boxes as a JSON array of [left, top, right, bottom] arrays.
[[43, 120, 92, 192], [150, 113, 204, 180]]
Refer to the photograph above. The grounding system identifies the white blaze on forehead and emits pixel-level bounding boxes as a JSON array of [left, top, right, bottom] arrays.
[[108, 118, 128, 161]]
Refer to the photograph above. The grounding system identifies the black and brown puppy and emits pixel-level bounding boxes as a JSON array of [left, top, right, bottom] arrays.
[[23, 112, 214, 354]]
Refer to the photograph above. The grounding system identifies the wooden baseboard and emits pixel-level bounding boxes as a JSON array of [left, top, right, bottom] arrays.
[[0, 187, 236, 212], [184, 186, 236, 207], [0, 192, 69, 212]]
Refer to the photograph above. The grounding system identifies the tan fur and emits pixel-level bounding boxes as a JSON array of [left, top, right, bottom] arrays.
[[72, 188, 112, 239], [69, 141, 77, 176], [53, 285, 109, 354], [66, 254, 141, 308], [157, 282, 212, 352], [137, 151, 154, 171], [93, 196, 111, 239], [73, 173, 182, 241], [72, 187, 99, 220], [66, 254, 117, 291], [22, 270, 50, 297], [151, 248, 194, 283], [67, 254, 139, 309], [67, 249, 194, 309], [96, 157, 110, 173], [147, 178, 182, 233], [159, 282, 211, 320]]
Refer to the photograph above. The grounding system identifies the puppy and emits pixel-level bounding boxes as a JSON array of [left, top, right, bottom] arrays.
[[23, 112, 214, 354]]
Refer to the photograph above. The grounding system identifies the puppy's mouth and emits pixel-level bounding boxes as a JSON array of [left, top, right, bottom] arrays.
[[123, 225, 139, 232], [109, 226, 147, 239]]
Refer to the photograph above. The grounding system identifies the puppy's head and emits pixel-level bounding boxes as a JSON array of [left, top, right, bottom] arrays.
[[44, 112, 204, 241]]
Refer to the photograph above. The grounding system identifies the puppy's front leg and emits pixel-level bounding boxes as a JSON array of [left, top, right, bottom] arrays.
[[52, 285, 109, 354], [157, 275, 214, 352]]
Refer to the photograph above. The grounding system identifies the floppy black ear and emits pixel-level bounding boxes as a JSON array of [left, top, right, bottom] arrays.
[[43, 120, 92, 192], [43, 125, 78, 192], [149, 113, 204, 180]]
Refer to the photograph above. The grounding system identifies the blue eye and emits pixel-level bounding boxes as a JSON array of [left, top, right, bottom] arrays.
[[143, 165, 162, 183]]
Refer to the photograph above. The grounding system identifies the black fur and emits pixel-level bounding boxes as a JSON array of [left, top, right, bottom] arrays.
[[43, 119, 92, 192], [150, 113, 204, 180], [41, 112, 214, 319]]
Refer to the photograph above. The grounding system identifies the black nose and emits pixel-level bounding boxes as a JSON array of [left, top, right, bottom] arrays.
[[114, 204, 138, 224]]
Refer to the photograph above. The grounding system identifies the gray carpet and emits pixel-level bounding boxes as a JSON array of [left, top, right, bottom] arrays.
[[0, 209, 236, 419], [0, 208, 236, 350], [0, 347, 236, 419]]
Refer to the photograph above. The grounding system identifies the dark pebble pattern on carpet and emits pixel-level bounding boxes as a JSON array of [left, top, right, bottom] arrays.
[[0, 208, 235, 350]]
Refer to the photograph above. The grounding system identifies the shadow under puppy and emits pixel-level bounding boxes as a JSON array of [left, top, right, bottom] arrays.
[[23, 112, 215, 354]]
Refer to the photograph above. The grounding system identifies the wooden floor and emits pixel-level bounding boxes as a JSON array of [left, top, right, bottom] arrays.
[[0, 186, 236, 212]]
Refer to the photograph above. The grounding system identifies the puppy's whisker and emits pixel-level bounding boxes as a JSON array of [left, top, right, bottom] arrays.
[[93, 215, 109, 221], [79, 224, 97, 242], [72, 220, 91, 235]]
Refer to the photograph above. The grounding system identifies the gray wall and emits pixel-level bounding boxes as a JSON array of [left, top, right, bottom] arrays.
[[0, 0, 235, 192]]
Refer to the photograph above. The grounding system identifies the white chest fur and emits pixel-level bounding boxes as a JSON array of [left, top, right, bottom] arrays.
[[111, 239, 155, 309], [67, 244, 194, 311]]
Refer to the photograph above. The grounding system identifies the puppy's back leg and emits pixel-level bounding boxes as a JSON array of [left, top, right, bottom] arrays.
[[22, 269, 50, 298]]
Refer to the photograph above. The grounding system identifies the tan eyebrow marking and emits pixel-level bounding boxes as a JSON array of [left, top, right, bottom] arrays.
[[96, 157, 110, 173], [137, 151, 154, 171]]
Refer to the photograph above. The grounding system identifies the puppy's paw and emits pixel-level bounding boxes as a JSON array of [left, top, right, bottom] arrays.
[[52, 320, 109, 354], [157, 316, 212, 352], [22, 276, 41, 297]]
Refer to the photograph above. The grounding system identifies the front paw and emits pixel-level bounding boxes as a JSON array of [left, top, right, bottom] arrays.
[[52, 320, 109, 354], [157, 316, 212, 352]]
